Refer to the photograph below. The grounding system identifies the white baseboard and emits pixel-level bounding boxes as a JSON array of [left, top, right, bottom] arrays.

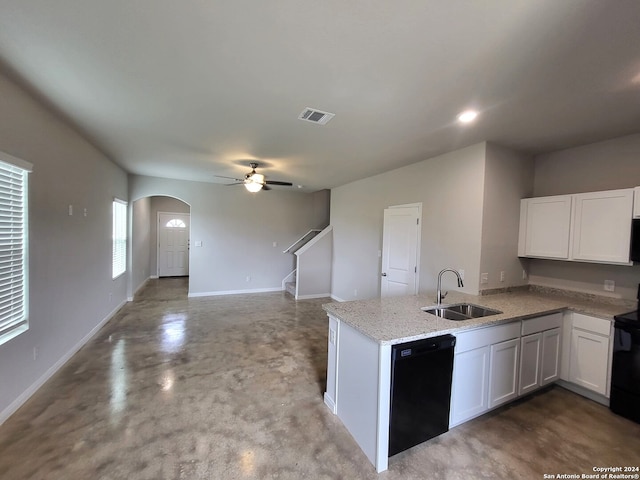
[[330, 294, 346, 302], [323, 392, 337, 414], [296, 293, 332, 300], [0, 299, 128, 425], [128, 275, 154, 301], [188, 287, 283, 298]]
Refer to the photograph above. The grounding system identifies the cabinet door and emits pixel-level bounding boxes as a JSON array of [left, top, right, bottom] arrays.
[[572, 189, 633, 264], [519, 333, 542, 396], [450, 346, 489, 426], [541, 328, 561, 386], [569, 328, 609, 395], [488, 338, 520, 409], [520, 196, 572, 259]]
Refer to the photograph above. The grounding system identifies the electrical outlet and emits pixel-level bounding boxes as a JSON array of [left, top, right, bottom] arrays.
[[329, 329, 336, 345], [604, 280, 615, 292], [480, 273, 488, 284], [108, 292, 113, 302], [522, 269, 527, 280], [33, 347, 38, 360], [354, 289, 358, 297], [500, 271, 505, 282]]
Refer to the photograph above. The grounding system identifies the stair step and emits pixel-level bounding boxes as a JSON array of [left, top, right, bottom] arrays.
[[285, 282, 296, 296]]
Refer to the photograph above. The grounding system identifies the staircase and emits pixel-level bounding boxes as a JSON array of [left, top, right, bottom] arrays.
[[285, 278, 297, 297], [282, 226, 333, 300]]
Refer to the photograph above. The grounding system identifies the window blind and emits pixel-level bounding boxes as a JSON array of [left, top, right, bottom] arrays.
[[112, 199, 127, 279], [0, 153, 31, 346]]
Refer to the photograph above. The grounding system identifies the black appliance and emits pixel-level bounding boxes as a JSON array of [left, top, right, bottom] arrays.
[[389, 334, 455, 456], [610, 284, 640, 423], [631, 218, 640, 262]]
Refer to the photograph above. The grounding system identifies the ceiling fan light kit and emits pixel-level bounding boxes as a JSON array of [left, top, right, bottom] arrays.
[[245, 173, 264, 192]]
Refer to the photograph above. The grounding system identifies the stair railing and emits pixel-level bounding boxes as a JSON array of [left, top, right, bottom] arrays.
[[282, 229, 322, 254]]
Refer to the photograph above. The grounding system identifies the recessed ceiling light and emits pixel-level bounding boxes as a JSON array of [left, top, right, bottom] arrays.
[[457, 110, 478, 124]]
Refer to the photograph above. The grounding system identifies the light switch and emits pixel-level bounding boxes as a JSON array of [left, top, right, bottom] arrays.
[[194, 240, 202, 247]]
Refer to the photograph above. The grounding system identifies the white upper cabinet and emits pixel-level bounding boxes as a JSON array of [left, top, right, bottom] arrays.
[[519, 188, 634, 265], [572, 189, 634, 264], [519, 195, 572, 259]]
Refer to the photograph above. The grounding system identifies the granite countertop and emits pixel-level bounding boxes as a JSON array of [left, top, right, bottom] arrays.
[[322, 288, 636, 346]]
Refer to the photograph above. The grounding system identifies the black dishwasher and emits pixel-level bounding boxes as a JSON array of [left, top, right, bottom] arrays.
[[389, 334, 456, 456]]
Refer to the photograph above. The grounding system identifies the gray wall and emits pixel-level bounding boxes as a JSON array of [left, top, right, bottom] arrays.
[[479, 144, 534, 291], [530, 133, 640, 300], [330, 143, 486, 301], [131, 197, 151, 296], [311, 189, 331, 228], [129, 175, 324, 296], [0, 72, 128, 421]]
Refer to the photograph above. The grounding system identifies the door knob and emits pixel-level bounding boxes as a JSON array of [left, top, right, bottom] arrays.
[[381, 273, 387, 276]]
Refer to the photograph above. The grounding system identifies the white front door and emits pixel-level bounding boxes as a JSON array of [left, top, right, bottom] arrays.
[[381, 205, 420, 297], [158, 212, 190, 277]]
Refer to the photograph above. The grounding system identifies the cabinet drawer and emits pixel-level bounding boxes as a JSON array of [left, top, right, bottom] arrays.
[[572, 313, 611, 336], [522, 312, 563, 335], [456, 321, 521, 353]]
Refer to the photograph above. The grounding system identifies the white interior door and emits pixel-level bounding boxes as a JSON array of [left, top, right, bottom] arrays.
[[381, 205, 420, 297], [158, 212, 190, 277]]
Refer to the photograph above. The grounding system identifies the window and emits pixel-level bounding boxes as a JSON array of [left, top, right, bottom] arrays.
[[112, 199, 127, 279], [165, 219, 186, 228], [0, 151, 32, 346]]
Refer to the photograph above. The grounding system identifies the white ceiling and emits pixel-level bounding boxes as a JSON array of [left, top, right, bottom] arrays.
[[1, 1, 639, 192]]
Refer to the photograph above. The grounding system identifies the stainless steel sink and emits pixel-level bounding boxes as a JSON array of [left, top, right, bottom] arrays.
[[445, 303, 502, 318], [421, 307, 471, 321], [422, 303, 502, 321]]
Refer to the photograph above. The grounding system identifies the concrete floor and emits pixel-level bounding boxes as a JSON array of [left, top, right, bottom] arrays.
[[1, 278, 639, 479]]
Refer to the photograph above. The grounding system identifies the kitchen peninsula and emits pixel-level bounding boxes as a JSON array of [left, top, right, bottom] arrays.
[[322, 289, 633, 473]]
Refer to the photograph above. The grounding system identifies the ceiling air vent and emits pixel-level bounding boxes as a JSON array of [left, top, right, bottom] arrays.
[[298, 107, 335, 125]]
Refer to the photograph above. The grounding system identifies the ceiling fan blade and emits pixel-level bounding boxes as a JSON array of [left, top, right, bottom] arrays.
[[224, 182, 244, 186], [214, 174, 244, 181], [265, 180, 293, 186]]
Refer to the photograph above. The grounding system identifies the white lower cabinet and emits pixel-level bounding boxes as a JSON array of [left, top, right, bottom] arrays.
[[568, 320, 611, 396], [450, 321, 520, 426], [519, 333, 542, 396], [450, 346, 490, 426], [540, 328, 561, 385], [450, 311, 615, 428], [518, 313, 563, 395], [488, 338, 520, 408]]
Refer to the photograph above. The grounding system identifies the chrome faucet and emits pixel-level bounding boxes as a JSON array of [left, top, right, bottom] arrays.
[[436, 268, 464, 304]]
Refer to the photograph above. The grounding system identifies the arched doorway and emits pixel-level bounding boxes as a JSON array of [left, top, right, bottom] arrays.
[[130, 195, 191, 297]]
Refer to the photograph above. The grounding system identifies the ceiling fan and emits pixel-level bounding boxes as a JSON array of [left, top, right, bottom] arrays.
[[215, 162, 293, 192]]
